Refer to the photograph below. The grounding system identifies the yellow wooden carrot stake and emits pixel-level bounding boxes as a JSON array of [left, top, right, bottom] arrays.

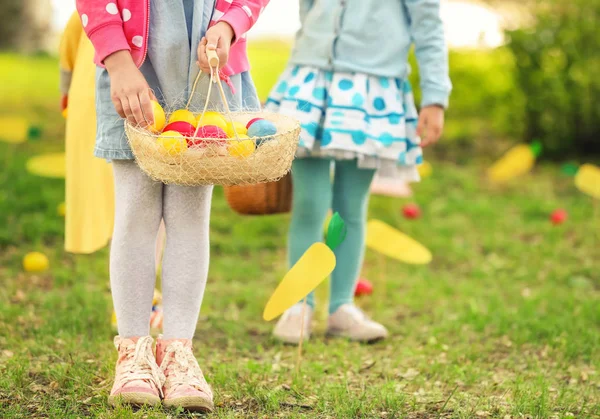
[[366, 219, 432, 265]]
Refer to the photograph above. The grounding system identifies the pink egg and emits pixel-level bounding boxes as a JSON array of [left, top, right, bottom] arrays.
[[188, 125, 228, 148]]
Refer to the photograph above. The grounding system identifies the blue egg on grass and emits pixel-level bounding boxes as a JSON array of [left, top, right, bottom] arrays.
[[248, 119, 277, 146]]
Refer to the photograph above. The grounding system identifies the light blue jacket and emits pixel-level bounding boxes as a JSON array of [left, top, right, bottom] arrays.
[[290, 0, 452, 108]]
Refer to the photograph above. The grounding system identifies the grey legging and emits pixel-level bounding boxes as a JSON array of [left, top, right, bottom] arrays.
[[110, 160, 212, 339]]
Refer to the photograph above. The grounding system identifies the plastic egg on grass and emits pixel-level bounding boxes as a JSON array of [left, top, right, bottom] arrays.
[[246, 117, 264, 129], [197, 111, 227, 131], [189, 125, 228, 148], [149, 100, 166, 132], [228, 135, 255, 158], [226, 121, 247, 138], [157, 131, 187, 156], [162, 121, 196, 138], [23, 252, 49, 272], [168, 109, 197, 127]]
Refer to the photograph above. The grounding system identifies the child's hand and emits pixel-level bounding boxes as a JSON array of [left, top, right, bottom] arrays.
[[417, 105, 445, 147], [197, 22, 235, 73], [104, 50, 155, 127]]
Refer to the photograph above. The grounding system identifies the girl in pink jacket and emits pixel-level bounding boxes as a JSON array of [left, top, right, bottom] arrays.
[[76, 0, 267, 411]]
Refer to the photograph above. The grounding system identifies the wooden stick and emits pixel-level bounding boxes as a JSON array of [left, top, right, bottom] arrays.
[[296, 298, 308, 375]]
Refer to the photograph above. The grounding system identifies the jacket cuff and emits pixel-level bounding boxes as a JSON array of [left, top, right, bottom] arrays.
[[88, 22, 131, 66], [219, 6, 253, 45], [421, 88, 450, 109]]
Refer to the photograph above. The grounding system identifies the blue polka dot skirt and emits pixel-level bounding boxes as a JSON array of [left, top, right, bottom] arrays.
[[266, 65, 421, 181]]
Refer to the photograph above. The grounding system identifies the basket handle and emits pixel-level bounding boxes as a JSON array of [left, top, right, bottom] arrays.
[[188, 48, 242, 141]]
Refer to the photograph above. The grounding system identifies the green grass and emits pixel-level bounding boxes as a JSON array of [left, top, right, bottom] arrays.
[[1, 52, 599, 418]]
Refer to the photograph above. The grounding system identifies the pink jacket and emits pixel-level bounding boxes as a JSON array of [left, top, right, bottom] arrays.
[[75, 0, 268, 76]]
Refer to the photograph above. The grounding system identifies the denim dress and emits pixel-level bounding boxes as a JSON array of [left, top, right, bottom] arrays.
[[94, 0, 260, 161]]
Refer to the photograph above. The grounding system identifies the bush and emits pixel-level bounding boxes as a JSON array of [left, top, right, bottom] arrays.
[[0, 1, 24, 49], [507, 0, 600, 158], [409, 48, 525, 150]]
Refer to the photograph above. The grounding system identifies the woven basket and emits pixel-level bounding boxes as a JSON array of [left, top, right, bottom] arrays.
[[224, 173, 292, 215], [124, 51, 300, 186]]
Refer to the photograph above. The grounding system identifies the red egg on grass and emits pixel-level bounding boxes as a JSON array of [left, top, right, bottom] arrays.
[[402, 203, 421, 219], [550, 209, 568, 225], [354, 278, 373, 297], [187, 125, 228, 148], [162, 121, 196, 138]]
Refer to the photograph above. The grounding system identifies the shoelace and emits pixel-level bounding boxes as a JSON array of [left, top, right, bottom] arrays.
[[114, 336, 165, 398], [162, 342, 210, 395]]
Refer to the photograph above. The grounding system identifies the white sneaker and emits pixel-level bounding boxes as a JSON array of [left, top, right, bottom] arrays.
[[273, 303, 313, 345], [327, 304, 388, 342]]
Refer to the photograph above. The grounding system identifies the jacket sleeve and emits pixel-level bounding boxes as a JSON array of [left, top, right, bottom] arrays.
[[59, 12, 84, 94], [219, 0, 271, 43], [75, 0, 131, 65], [403, 0, 452, 108]]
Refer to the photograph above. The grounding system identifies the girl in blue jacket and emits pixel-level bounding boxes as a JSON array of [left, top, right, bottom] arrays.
[[267, 0, 452, 344]]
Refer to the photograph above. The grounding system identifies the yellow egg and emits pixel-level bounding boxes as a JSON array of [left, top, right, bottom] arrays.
[[148, 100, 166, 133], [23, 252, 49, 272], [225, 121, 248, 138], [197, 111, 227, 130], [57, 202, 66, 217], [157, 131, 187, 156], [228, 136, 255, 158], [417, 161, 432, 178], [168, 109, 197, 127]]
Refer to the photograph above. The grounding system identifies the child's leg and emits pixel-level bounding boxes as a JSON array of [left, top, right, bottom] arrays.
[[288, 158, 333, 307], [330, 160, 376, 314], [110, 160, 163, 338], [161, 184, 213, 339]]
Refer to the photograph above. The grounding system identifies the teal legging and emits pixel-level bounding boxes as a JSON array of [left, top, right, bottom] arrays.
[[288, 158, 376, 314]]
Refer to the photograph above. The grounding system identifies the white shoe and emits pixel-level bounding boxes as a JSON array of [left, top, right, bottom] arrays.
[[327, 304, 388, 342], [273, 303, 313, 345]]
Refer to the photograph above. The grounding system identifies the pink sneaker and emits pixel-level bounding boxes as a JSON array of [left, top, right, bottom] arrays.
[[108, 336, 164, 407], [156, 337, 214, 412]]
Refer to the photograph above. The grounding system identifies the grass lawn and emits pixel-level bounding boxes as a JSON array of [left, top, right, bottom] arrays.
[[0, 52, 598, 419]]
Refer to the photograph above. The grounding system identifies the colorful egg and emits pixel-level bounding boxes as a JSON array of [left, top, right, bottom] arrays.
[[246, 117, 264, 129], [168, 109, 197, 127], [162, 121, 196, 138], [23, 252, 49, 272], [197, 111, 227, 130], [157, 131, 188, 156], [148, 100, 166, 133], [225, 121, 248, 138], [228, 135, 255, 158], [189, 125, 228, 148], [248, 119, 277, 146]]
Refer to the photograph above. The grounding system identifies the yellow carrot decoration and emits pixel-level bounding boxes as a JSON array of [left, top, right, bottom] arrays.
[[487, 141, 542, 183], [263, 213, 346, 322], [366, 219, 432, 265], [26, 153, 66, 179], [574, 164, 600, 199]]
